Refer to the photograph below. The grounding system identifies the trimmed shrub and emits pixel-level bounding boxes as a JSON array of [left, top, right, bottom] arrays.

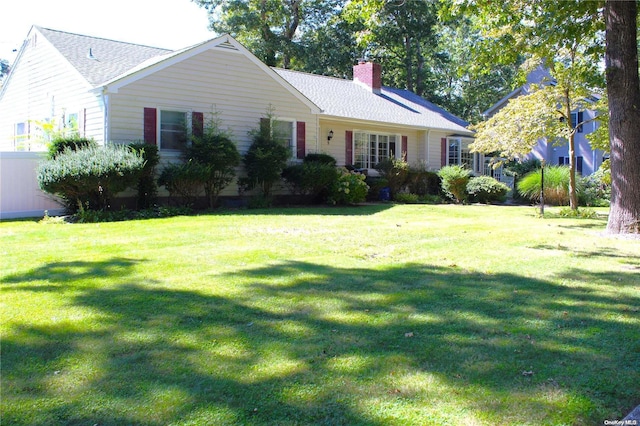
[[282, 161, 338, 203], [129, 142, 160, 209], [517, 166, 572, 206], [37, 144, 144, 212], [304, 153, 337, 166], [158, 161, 205, 207], [328, 169, 369, 205], [466, 176, 510, 204], [375, 157, 409, 198], [438, 165, 472, 203], [394, 192, 420, 204], [406, 163, 441, 196], [48, 135, 97, 159]]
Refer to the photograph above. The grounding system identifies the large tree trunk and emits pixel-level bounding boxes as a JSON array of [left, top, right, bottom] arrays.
[[604, 0, 640, 234]]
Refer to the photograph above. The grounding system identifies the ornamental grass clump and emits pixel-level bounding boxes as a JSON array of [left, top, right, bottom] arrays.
[[517, 165, 572, 206], [437, 165, 471, 203], [37, 144, 144, 213]]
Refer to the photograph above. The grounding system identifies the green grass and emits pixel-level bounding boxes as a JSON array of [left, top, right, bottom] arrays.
[[1, 205, 638, 425]]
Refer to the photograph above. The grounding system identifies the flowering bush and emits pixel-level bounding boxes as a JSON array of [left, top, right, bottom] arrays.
[[328, 168, 369, 205]]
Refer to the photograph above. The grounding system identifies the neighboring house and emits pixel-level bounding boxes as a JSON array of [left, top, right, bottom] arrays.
[[483, 66, 606, 178], [0, 26, 474, 218]]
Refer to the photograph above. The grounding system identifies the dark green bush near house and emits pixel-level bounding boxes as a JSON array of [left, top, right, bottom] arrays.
[[37, 144, 144, 213], [186, 128, 241, 208], [438, 165, 472, 203], [282, 161, 338, 203], [129, 142, 159, 209], [375, 157, 409, 198], [158, 161, 205, 207], [242, 123, 290, 198], [365, 176, 389, 201], [466, 176, 510, 204], [304, 153, 337, 166], [517, 166, 572, 206], [406, 163, 441, 196], [394, 192, 420, 204], [328, 169, 369, 205], [47, 135, 97, 159]]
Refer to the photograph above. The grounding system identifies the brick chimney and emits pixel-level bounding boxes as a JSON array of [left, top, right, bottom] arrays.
[[353, 60, 382, 94]]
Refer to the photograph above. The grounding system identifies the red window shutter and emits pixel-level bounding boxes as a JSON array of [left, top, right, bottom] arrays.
[[401, 135, 408, 162], [296, 121, 306, 159], [144, 107, 157, 145], [441, 138, 447, 167], [345, 131, 353, 166], [192, 112, 204, 138]]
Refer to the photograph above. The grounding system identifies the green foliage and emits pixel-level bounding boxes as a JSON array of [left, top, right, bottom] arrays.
[[37, 144, 144, 213], [129, 143, 160, 209], [281, 161, 338, 203], [406, 162, 441, 196], [393, 192, 420, 204], [374, 156, 409, 198], [242, 120, 291, 197], [578, 169, 611, 207], [193, 0, 339, 68], [303, 153, 337, 166], [437, 165, 471, 203], [47, 135, 97, 159], [74, 205, 193, 223], [158, 161, 205, 207], [365, 176, 389, 201], [186, 120, 241, 208], [466, 176, 509, 204], [328, 168, 369, 205], [557, 207, 597, 219], [517, 166, 572, 206]]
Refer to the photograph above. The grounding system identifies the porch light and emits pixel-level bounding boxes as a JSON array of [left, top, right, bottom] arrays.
[[327, 129, 334, 142]]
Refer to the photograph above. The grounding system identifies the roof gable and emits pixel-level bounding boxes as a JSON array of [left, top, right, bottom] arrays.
[[36, 26, 170, 87]]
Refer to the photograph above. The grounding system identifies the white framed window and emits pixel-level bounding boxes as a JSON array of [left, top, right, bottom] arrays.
[[272, 119, 295, 156], [160, 110, 187, 150], [447, 138, 475, 170], [353, 131, 398, 169]]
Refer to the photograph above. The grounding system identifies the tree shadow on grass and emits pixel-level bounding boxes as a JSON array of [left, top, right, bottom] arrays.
[[2, 258, 639, 425]]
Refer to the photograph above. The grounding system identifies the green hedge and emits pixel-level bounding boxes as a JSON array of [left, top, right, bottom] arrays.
[[37, 144, 144, 212]]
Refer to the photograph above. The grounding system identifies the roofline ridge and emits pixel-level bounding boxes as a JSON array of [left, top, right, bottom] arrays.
[[273, 67, 353, 83], [35, 26, 172, 52]]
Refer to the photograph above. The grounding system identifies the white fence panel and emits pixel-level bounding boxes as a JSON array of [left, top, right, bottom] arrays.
[[0, 152, 64, 219]]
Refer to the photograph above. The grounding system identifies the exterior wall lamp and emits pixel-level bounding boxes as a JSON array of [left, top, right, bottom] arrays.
[[327, 129, 334, 142]]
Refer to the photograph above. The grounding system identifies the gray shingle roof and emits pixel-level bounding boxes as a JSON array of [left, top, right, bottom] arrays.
[[274, 68, 471, 133], [36, 27, 470, 133], [36, 26, 170, 86]]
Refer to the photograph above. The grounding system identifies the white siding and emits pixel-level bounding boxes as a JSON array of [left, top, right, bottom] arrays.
[[108, 47, 317, 155], [0, 29, 104, 152]]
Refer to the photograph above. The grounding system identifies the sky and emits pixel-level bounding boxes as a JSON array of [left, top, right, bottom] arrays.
[[0, 0, 215, 64]]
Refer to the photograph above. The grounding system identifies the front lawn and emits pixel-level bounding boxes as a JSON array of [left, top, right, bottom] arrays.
[[1, 205, 638, 425]]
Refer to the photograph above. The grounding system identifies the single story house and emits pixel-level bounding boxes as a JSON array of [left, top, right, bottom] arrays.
[[483, 66, 607, 178], [0, 26, 476, 218]]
